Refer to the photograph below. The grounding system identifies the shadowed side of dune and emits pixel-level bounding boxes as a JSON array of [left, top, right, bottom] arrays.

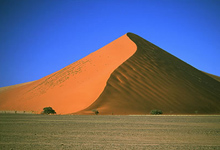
[[77, 33, 220, 115], [204, 72, 220, 82]]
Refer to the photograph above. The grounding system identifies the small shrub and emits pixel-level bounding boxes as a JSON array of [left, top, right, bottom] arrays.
[[150, 110, 163, 115], [41, 107, 56, 115], [92, 109, 99, 115]]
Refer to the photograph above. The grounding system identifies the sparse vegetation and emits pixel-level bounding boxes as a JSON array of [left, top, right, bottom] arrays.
[[150, 110, 163, 115], [92, 109, 99, 115], [41, 107, 56, 115]]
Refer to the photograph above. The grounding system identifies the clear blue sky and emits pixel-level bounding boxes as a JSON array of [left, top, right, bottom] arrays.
[[0, 0, 220, 87]]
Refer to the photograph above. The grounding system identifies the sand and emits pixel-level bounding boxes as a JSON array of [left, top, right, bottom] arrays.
[[77, 33, 220, 115], [0, 33, 219, 115], [204, 72, 220, 82], [1, 114, 220, 149], [0, 34, 136, 114]]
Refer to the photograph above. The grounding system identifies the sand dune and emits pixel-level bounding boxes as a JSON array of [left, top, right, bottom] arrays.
[[204, 72, 220, 82], [0, 34, 136, 114], [1, 33, 219, 115], [76, 33, 220, 115], [0, 81, 34, 93]]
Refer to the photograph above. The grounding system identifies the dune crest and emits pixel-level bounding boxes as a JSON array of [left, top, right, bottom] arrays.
[[0, 34, 137, 114], [77, 33, 220, 115]]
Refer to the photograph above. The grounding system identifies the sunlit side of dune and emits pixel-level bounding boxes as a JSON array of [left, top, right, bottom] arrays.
[[0, 34, 137, 114], [77, 33, 220, 115]]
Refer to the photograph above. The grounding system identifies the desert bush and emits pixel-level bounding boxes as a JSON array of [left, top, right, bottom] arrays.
[[92, 109, 99, 115], [150, 110, 163, 115], [41, 107, 56, 115]]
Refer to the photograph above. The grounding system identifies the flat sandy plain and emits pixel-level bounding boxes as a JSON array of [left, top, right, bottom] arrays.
[[0, 114, 219, 150]]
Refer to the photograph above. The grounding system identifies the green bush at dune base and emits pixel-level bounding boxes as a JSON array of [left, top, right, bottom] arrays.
[[92, 109, 99, 115], [150, 110, 163, 115], [41, 107, 56, 115]]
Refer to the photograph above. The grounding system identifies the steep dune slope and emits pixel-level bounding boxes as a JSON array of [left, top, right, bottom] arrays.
[[78, 33, 220, 115], [0, 34, 137, 114]]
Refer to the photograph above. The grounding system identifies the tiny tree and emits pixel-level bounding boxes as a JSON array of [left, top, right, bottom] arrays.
[[150, 110, 163, 115], [92, 109, 99, 115], [41, 107, 56, 115]]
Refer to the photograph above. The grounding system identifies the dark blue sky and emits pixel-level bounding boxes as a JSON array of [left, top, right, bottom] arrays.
[[0, 0, 220, 87]]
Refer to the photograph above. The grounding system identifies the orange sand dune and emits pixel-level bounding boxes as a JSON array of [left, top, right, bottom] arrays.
[[0, 81, 34, 93], [0, 34, 137, 114], [77, 33, 220, 115], [1, 33, 219, 115]]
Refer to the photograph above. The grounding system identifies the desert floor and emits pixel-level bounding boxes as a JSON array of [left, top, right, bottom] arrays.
[[0, 114, 219, 150]]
